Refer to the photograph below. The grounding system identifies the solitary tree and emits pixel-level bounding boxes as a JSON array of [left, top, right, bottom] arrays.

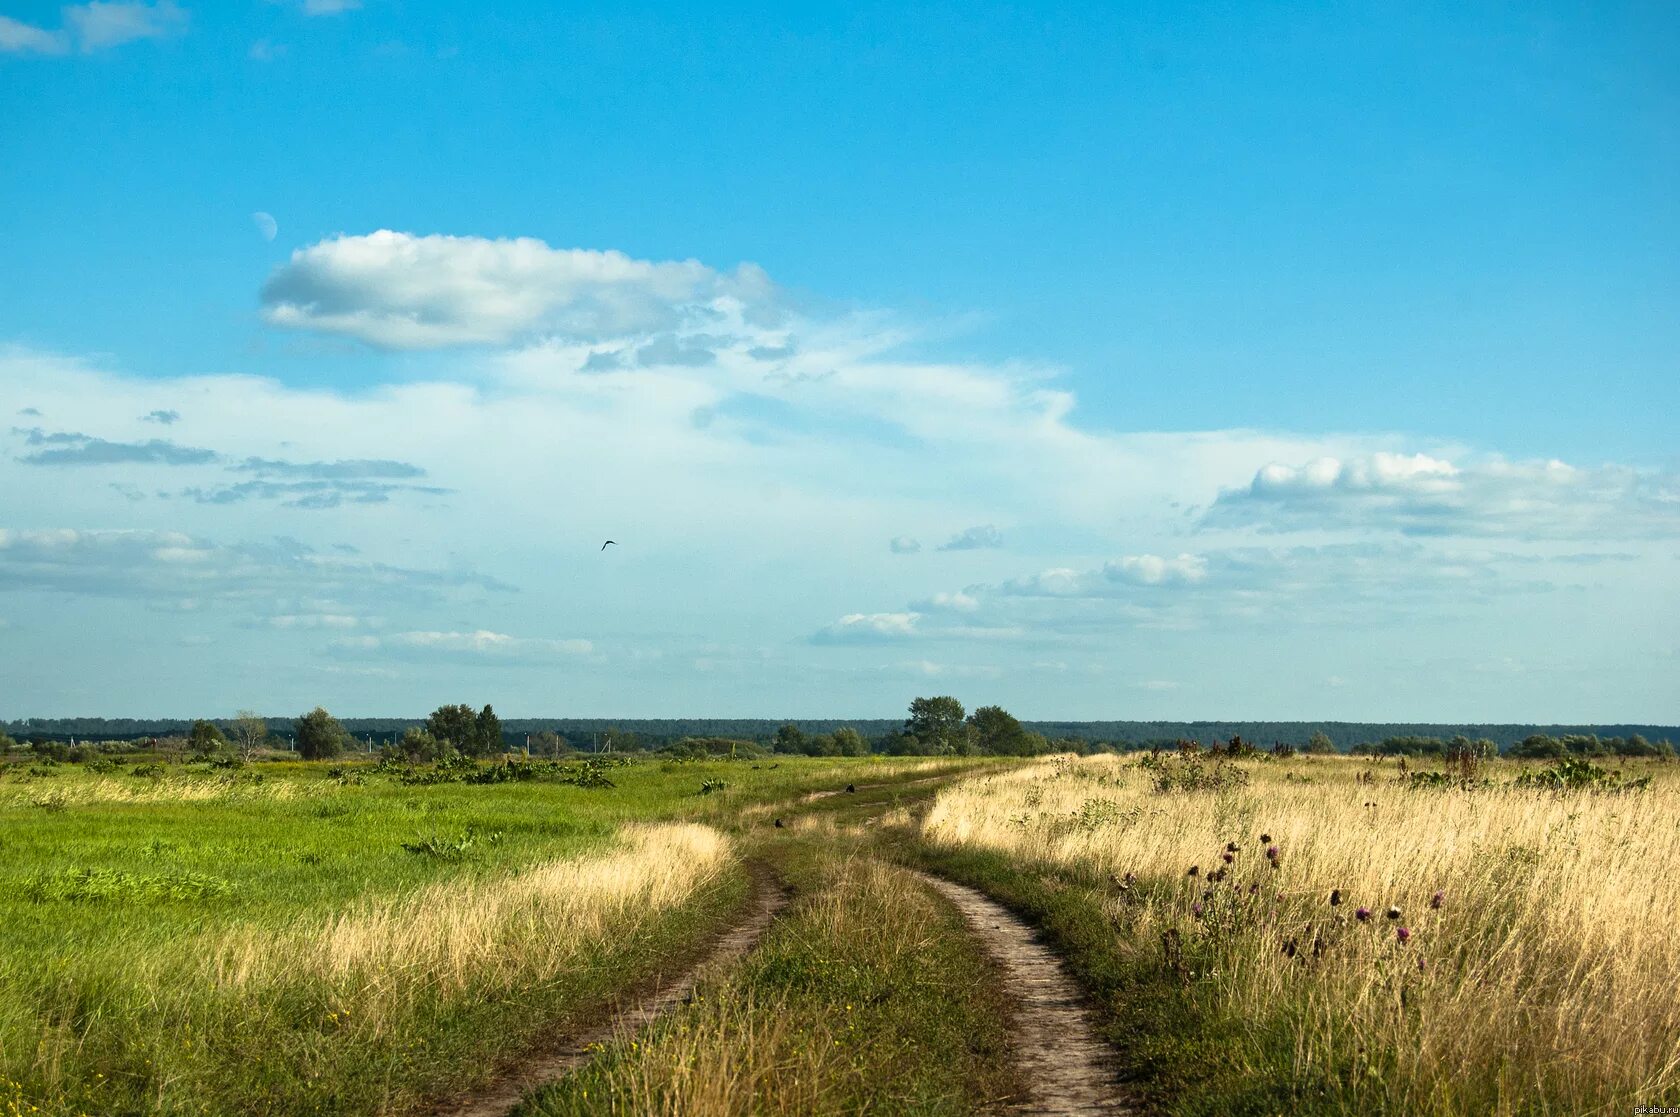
[[474, 704, 503, 756], [967, 705, 1033, 755], [1305, 730, 1337, 754], [424, 704, 478, 754], [187, 719, 227, 757], [906, 696, 969, 754], [230, 710, 269, 761], [831, 726, 869, 757], [773, 723, 807, 754], [294, 707, 348, 760]]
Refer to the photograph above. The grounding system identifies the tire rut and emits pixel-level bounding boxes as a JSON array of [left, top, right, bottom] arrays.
[[436, 861, 791, 1117], [916, 872, 1131, 1116]]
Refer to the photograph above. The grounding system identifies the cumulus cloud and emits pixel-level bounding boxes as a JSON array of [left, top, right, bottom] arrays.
[[260, 231, 778, 349], [1207, 452, 1680, 540], [142, 409, 180, 425], [937, 524, 1003, 551], [63, 2, 187, 52], [329, 629, 593, 664], [889, 536, 921, 554]]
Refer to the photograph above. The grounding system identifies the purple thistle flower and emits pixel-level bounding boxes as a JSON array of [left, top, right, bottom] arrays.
[[1417, 956, 1427, 973], [1259, 832, 1272, 844], [1191, 902, 1204, 917], [1396, 926, 1411, 944], [1386, 906, 1402, 921], [1329, 889, 1342, 906], [1430, 890, 1445, 910], [1248, 882, 1260, 894], [1188, 865, 1200, 877], [1355, 906, 1372, 922], [1222, 852, 1234, 864], [1265, 844, 1280, 861], [1226, 841, 1240, 853]]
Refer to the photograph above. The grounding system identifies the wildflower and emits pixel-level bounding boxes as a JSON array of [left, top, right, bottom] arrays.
[[1188, 865, 1200, 877], [1191, 902, 1204, 917], [1329, 888, 1343, 906], [1222, 852, 1234, 864], [1226, 841, 1240, 853], [1396, 926, 1411, 944], [1355, 906, 1372, 922], [1265, 844, 1280, 862], [1430, 890, 1445, 910], [1282, 937, 1297, 958], [1417, 956, 1427, 973], [1386, 906, 1402, 921], [1248, 882, 1259, 894], [1260, 832, 1272, 843]]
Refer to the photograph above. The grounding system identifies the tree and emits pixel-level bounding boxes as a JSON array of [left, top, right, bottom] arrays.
[[474, 704, 503, 756], [0, 727, 19, 753], [188, 719, 227, 757], [1305, 731, 1336, 754], [230, 710, 269, 761], [425, 704, 479, 754], [294, 707, 348, 760], [1509, 734, 1565, 759], [773, 723, 807, 754], [529, 730, 569, 757], [832, 726, 869, 756], [967, 705, 1039, 755], [906, 696, 969, 754]]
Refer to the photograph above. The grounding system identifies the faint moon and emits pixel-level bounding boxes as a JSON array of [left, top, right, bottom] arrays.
[[252, 211, 278, 242]]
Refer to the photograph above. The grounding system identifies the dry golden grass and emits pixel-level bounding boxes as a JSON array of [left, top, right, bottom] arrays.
[[0, 773, 325, 806], [921, 754, 1680, 1115], [214, 823, 731, 996]]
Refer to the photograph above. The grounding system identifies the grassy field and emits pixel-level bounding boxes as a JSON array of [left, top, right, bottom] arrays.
[[0, 754, 977, 1116], [910, 751, 1680, 1116], [521, 846, 1016, 1117], [7, 748, 1674, 1116]]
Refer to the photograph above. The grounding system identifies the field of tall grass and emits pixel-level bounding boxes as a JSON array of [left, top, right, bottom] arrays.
[[524, 849, 1015, 1116], [0, 753, 958, 1116], [918, 752, 1680, 1115]]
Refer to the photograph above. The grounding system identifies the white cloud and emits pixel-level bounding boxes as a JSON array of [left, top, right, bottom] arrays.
[[330, 629, 593, 664], [812, 612, 921, 644], [260, 231, 777, 349], [64, 2, 187, 52], [301, 0, 360, 14], [938, 524, 1003, 551], [911, 590, 980, 613], [889, 536, 921, 554], [1208, 452, 1680, 540], [252, 212, 278, 241], [0, 15, 68, 53], [0, 527, 508, 604]]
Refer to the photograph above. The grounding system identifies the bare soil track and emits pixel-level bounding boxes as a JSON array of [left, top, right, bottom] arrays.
[[917, 873, 1131, 1116], [435, 861, 791, 1117]]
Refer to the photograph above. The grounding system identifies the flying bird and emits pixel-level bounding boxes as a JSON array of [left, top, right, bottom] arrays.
[[600, 540, 616, 551]]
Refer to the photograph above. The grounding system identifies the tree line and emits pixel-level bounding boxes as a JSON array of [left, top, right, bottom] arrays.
[[4, 704, 1674, 759]]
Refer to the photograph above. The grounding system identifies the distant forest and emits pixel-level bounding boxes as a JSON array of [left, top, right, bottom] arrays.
[[4, 715, 1675, 753]]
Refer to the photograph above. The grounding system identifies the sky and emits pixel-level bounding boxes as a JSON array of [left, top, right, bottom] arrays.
[[1, 1, 1676, 722]]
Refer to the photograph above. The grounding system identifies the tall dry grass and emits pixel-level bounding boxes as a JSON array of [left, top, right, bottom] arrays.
[[921, 754, 1680, 1114]]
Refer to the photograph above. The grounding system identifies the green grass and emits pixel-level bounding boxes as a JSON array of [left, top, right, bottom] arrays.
[[0, 754, 983, 1116], [520, 842, 1017, 1117]]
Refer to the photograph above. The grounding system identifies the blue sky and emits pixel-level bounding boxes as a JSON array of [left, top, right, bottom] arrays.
[[1, 1, 1676, 721]]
